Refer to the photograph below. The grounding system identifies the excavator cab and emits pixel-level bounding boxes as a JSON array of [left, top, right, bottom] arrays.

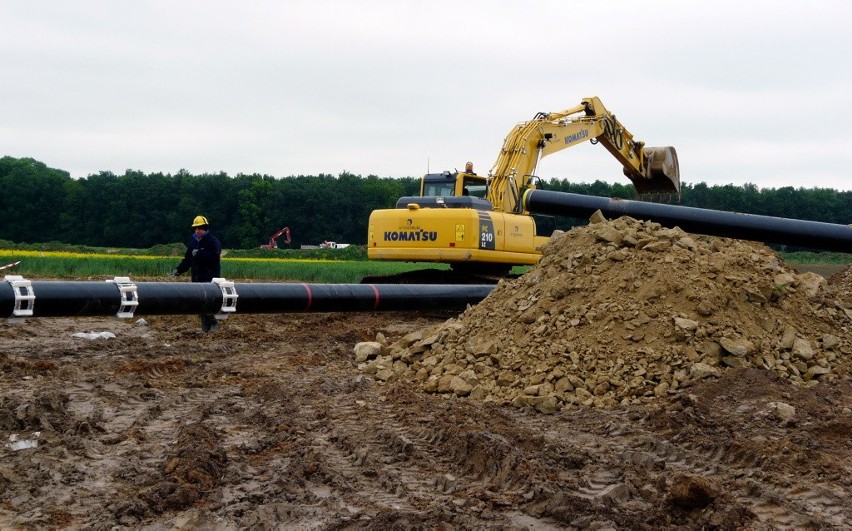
[[421, 171, 488, 199]]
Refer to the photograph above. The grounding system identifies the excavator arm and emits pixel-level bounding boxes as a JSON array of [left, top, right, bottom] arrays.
[[487, 96, 680, 213]]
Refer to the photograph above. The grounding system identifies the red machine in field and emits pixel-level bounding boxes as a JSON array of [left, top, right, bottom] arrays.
[[260, 227, 292, 249]]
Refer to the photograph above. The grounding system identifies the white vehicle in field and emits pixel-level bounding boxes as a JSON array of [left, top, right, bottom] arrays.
[[320, 240, 350, 249]]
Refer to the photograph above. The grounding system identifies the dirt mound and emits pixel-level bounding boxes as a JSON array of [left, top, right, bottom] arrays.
[[360, 213, 852, 411], [829, 263, 852, 306]]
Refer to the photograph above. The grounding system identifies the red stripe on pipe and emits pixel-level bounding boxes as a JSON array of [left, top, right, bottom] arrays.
[[368, 284, 380, 310], [301, 283, 312, 311]]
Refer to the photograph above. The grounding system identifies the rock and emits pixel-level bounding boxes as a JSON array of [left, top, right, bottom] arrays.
[[696, 300, 715, 316], [466, 337, 497, 358], [594, 225, 624, 245], [791, 338, 814, 361], [804, 365, 831, 381], [690, 362, 721, 379], [642, 240, 672, 253], [375, 367, 395, 381], [822, 334, 840, 349], [774, 273, 796, 287], [797, 272, 827, 299], [449, 376, 473, 396], [354, 342, 384, 363], [719, 337, 752, 357], [609, 249, 629, 262], [721, 356, 751, 368], [673, 317, 699, 331], [677, 236, 697, 251], [528, 395, 559, 414], [767, 401, 796, 422], [589, 210, 608, 224], [399, 330, 424, 347], [780, 326, 798, 350]]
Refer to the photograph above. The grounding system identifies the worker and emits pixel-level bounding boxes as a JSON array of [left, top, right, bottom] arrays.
[[465, 161, 475, 174], [171, 215, 222, 332]]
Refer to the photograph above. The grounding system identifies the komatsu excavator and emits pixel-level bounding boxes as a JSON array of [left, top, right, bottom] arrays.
[[366, 97, 680, 282]]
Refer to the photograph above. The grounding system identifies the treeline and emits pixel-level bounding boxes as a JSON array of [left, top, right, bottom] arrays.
[[0, 157, 419, 249], [1, 156, 849, 250]]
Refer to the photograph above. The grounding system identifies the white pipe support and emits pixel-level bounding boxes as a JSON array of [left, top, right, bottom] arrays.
[[107, 276, 139, 319], [212, 277, 238, 319], [4, 275, 35, 322]]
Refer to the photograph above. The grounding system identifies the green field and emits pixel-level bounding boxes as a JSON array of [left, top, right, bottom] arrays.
[[0, 249, 447, 284]]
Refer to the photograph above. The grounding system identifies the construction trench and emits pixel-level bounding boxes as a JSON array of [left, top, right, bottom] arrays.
[[1, 202, 851, 529]]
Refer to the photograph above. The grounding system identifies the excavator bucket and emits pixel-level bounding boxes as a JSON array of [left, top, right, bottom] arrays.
[[634, 146, 680, 197]]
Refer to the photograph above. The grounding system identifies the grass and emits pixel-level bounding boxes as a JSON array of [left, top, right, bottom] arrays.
[[0, 246, 448, 283], [781, 251, 851, 265]]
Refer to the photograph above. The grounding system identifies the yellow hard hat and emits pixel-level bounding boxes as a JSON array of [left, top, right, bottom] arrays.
[[191, 215, 209, 228]]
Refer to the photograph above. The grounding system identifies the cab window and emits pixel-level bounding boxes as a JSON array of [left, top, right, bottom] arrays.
[[423, 183, 455, 197]]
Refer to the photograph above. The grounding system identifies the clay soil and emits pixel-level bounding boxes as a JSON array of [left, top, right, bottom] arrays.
[[2, 227, 851, 529]]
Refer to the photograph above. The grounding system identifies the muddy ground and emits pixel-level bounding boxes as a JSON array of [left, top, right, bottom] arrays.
[[1, 236, 851, 528]]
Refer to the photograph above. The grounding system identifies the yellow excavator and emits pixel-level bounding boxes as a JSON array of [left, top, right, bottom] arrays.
[[366, 97, 680, 282]]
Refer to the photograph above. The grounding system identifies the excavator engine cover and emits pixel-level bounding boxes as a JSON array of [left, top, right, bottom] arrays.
[[633, 146, 680, 196]]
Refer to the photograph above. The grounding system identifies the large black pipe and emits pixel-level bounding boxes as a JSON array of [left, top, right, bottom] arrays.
[[0, 281, 494, 319], [524, 190, 852, 253]]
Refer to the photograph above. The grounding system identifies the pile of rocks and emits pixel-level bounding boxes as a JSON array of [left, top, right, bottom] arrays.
[[355, 212, 852, 411], [830, 264, 852, 307]]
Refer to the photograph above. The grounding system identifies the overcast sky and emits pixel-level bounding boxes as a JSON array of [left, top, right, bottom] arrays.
[[2, 1, 851, 191]]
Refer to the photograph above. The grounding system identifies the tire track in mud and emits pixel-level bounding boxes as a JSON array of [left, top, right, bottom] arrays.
[[288, 381, 656, 528], [220, 368, 575, 527], [56, 358, 244, 526], [294, 398, 547, 526], [301, 383, 471, 518], [635, 432, 852, 528], [533, 406, 852, 529]]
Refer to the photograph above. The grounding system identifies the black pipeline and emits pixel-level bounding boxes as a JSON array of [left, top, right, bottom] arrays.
[[523, 190, 852, 253], [0, 278, 494, 320]]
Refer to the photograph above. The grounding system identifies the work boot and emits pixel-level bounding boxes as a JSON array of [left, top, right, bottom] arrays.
[[200, 315, 217, 332]]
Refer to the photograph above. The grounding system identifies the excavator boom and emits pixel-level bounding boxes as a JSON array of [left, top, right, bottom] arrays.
[[487, 97, 679, 214]]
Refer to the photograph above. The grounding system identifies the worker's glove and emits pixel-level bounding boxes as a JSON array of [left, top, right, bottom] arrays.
[[191, 249, 199, 257], [170, 268, 179, 277]]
